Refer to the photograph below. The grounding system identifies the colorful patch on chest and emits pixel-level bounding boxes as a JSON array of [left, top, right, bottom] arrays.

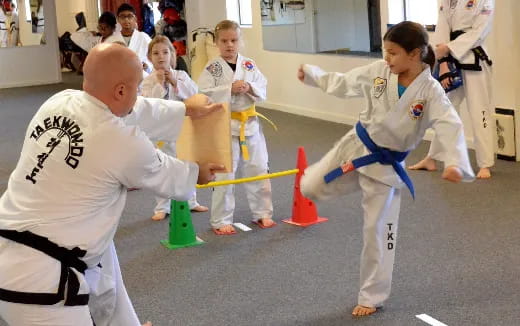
[[373, 77, 387, 98], [242, 60, 255, 72], [466, 0, 476, 9], [207, 62, 223, 78], [409, 100, 425, 120]]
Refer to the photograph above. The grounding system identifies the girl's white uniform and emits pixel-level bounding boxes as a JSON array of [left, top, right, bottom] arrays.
[[300, 60, 474, 308], [198, 54, 273, 228], [0, 90, 197, 325], [141, 68, 202, 212], [429, 0, 495, 168]]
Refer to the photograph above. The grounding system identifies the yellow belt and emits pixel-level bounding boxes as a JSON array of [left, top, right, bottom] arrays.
[[231, 104, 277, 160]]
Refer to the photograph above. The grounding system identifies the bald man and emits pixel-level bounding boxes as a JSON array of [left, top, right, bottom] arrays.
[[0, 43, 224, 326]]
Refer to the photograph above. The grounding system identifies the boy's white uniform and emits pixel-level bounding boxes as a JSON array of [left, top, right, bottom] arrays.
[[300, 61, 474, 308], [198, 54, 273, 228], [0, 8, 7, 47], [429, 0, 495, 168], [126, 30, 152, 75], [0, 90, 197, 325], [141, 68, 201, 212]]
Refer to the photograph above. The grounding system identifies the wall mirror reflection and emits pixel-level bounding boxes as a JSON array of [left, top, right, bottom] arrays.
[[0, 0, 44, 48], [261, 0, 439, 57], [261, 0, 382, 56]]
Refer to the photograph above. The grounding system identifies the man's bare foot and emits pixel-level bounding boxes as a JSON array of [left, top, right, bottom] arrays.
[[352, 305, 376, 317], [213, 224, 236, 235], [142, 322, 152, 326], [151, 212, 166, 221], [253, 218, 276, 229], [476, 167, 491, 179], [191, 205, 209, 212], [407, 157, 437, 171]]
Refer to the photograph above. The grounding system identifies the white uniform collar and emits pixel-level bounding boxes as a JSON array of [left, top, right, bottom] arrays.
[[82, 91, 112, 113]]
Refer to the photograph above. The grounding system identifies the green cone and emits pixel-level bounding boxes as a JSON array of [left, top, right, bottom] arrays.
[[161, 200, 204, 250]]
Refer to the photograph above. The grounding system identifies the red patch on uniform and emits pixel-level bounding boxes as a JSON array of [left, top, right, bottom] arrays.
[[409, 101, 425, 120], [243, 60, 255, 72]]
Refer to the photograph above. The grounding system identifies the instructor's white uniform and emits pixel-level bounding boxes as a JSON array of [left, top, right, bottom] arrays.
[[429, 0, 495, 168], [0, 90, 198, 325], [0, 8, 7, 47], [198, 54, 273, 228], [140, 68, 202, 212], [300, 61, 475, 308]]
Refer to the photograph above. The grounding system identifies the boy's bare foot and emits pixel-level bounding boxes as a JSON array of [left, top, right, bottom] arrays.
[[213, 224, 236, 235], [151, 212, 167, 221], [476, 167, 491, 179], [191, 205, 209, 212], [352, 305, 376, 317], [407, 156, 437, 171], [253, 218, 276, 229], [142, 322, 152, 326]]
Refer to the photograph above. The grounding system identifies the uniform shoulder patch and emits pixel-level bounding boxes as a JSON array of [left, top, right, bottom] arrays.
[[450, 0, 458, 9], [373, 77, 387, 98], [242, 60, 256, 72], [206, 61, 223, 78], [409, 100, 426, 120]]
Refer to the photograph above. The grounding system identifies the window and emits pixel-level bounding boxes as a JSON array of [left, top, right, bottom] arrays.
[[238, 0, 253, 26], [227, 0, 253, 26], [388, 0, 438, 26]]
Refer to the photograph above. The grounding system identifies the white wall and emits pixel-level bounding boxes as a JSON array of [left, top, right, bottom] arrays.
[[0, 0, 61, 89], [55, 0, 99, 37]]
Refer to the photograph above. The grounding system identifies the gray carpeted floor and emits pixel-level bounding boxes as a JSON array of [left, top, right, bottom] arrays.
[[1, 73, 519, 326]]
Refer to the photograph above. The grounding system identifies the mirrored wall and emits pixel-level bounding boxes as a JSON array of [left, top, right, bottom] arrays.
[[261, 0, 382, 56], [0, 0, 45, 48]]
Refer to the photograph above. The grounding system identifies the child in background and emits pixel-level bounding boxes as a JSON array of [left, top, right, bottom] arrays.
[[298, 21, 474, 316], [198, 20, 274, 235], [141, 35, 208, 221]]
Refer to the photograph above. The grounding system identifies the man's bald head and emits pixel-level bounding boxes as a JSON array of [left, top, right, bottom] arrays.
[[83, 43, 143, 117]]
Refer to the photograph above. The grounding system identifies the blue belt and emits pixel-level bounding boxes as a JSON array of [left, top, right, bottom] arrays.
[[324, 121, 415, 198]]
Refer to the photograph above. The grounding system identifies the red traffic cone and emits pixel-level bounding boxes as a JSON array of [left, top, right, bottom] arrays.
[[283, 147, 328, 227]]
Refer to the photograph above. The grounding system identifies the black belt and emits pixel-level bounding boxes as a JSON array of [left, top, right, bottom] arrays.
[[448, 30, 492, 71], [0, 229, 90, 306]]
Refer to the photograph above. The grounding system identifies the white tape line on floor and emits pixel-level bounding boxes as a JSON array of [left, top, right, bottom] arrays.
[[416, 314, 448, 326], [233, 222, 252, 231]]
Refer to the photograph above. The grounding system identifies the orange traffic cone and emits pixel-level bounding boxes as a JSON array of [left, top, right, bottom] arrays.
[[283, 147, 328, 227]]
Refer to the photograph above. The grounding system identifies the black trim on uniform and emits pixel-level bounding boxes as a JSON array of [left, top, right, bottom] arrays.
[[448, 30, 492, 71], [0, 229, 90, 306]]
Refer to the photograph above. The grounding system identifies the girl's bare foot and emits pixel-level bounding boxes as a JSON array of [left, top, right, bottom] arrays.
[[352, 304, 376, 317], [151, 212, 166, 221], [191, 205, 209, 212], [253, 218, 276, 228], [476, 167, 491, 179], [407, 156, 437, 171], [213, 224, 236, 235]]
